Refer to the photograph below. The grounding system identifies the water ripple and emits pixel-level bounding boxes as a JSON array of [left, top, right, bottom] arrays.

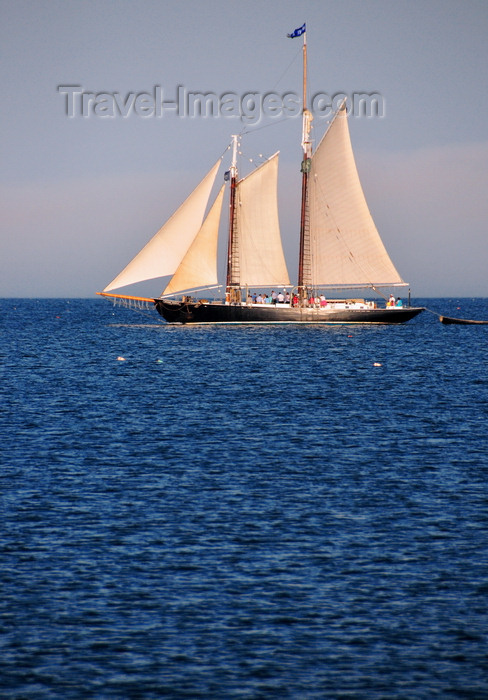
[[1, 299, 488, 698]]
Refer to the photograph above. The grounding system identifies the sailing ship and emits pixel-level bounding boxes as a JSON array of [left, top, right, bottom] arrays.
[[99, 27, 424, 325]]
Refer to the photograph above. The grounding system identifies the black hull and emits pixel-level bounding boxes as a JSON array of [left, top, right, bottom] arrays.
[[154, 300, 425, 325], [440, 315, 488, 325]]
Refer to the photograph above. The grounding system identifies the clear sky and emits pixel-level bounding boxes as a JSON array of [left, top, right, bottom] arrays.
[[1, 0, 488, 297]]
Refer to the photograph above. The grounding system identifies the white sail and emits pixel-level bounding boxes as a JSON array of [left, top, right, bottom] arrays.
[[103, 160, 221, 292], [236, 152, 290, 287], [308, 104, 405, 287], [162, 185, 225, 295]]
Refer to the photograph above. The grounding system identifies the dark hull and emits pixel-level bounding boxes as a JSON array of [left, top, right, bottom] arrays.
[[440, 315, 488, 325], [154, 300, 425, 325]]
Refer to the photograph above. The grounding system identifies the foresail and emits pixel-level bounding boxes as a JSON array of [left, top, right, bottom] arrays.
[[103, 160, 221, 292], [308, 105, 405, 287], [236, 152, 290, 287], [162, 185, 225, 295]]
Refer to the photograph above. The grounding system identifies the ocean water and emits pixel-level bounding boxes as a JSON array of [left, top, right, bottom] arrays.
[[2, 297, 488, 699]]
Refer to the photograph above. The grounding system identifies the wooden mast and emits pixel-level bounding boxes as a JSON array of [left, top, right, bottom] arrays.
[[297, 28, 312, 298], [225, 135, 239, 303]]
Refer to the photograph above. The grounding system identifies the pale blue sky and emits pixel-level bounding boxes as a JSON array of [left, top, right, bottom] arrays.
[[1, 0, 488, 297]]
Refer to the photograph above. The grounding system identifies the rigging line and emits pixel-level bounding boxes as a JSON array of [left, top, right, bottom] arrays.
[[219, 143, 232, 161], [424, 306, 446, 317], [237, 148, 274, 172], [235, 132, 281, 173], [226, 46, 300, 146], [270, 44, 303, 92], [240, 115, 294, 137]]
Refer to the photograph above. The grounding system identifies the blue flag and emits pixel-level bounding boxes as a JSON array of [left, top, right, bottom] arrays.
[[287, 23, 306, 38]]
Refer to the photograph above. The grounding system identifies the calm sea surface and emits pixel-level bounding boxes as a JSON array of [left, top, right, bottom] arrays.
[[2, 298, 488, 699]]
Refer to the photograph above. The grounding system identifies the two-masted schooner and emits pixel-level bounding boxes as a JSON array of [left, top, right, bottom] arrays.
[[98, 26, 424, 325]]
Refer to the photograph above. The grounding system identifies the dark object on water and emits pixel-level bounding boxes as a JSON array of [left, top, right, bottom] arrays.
[[439, 315, 488, 325]]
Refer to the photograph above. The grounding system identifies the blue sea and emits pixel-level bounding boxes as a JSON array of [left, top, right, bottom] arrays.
[[2, 297, 488, 699]]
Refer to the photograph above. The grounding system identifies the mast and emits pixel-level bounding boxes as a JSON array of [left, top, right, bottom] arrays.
[[226, 134, 239, 303], [297, 27, 313, 296]]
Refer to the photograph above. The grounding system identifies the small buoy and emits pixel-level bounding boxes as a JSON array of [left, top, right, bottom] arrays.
[[156, 359, 164, 364], [373, 362, 382, 367], [117, 356, 126, 361]]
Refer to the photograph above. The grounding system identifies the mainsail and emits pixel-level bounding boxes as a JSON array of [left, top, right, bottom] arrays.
[[235, 152, 290, 287], [307, 104, 405, 288], [103, 160, 221, 292]]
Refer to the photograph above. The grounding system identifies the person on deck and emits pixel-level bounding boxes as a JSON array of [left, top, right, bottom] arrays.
[[396, 297, 403, 307], [388, 294, 395, 307]]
